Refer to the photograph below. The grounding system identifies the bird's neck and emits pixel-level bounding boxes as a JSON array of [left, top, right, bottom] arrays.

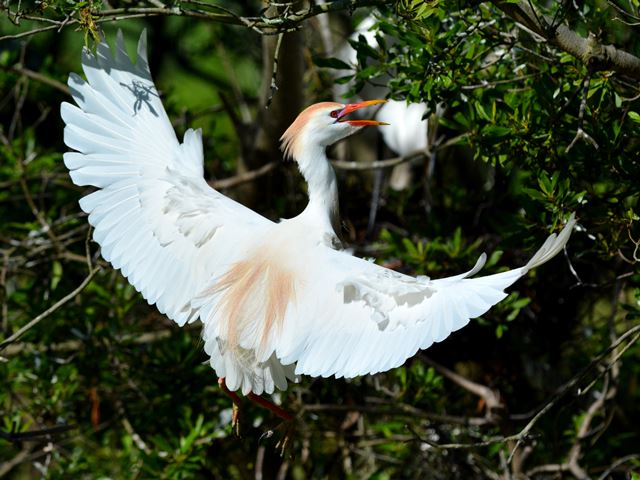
[[295, 145, 340, 239]]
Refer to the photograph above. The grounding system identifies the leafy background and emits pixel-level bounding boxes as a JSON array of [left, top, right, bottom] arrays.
[[1, 0, 639, 478]]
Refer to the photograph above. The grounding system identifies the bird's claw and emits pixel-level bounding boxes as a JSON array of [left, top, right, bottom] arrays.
[[231, 402, 241, 437]]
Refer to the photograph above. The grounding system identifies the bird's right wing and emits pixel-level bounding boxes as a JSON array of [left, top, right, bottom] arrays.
[[61, 31, 273, 326], [271, 216, 576, 380]]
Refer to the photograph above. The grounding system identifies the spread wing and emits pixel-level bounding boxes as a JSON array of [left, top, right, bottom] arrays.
[[269, 216, 575, 379], [61, 31, 273, 326]]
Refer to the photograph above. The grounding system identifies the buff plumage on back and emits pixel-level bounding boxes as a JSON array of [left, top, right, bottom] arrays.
[[209, 255, 295, 358]]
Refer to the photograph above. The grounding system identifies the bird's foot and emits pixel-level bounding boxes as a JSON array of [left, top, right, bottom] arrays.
[[218, 377, 242, 436], [218, 378, 294, 435], [231, 403, 240, 436]]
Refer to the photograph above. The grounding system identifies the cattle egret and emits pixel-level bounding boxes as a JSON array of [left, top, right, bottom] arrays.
[[61, 32, 576, 410], [334, 14, 433, 190]]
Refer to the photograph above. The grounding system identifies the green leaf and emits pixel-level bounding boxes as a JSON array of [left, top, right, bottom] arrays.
[[474, 102, 490, 121], [312, 56, 352, 70], [402, 238, 419, 258], [482, 125, 511, 137], [51, 260, 63, 291]]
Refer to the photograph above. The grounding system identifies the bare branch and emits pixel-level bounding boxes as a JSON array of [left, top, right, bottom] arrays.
[[0, 266, 99, 352], [0, 0, 388, 41], [265, 32, 284, 109], [0, 424, 76, 443], [208, 161, 278, 190], [566, 73, 599, 153], [331, 149, 428, 171], [492, 0, 640, 79], [507, 323, 640, 463], [302, 402, 491, 426], [597, 454, 640, 480], [0, 326, 200, 358], [1, 64, 70, 95], [421, 355, 503, 423]]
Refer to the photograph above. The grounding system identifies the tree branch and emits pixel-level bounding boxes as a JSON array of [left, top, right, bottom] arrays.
[[208, 161, 278, 190], [0, 0, 388, 41], [0, 64, 70, 95], [492, 0, 640, 79], [420, 354, 503, 423], [507, 323, 640, 463], [0, 266, 99, 352]]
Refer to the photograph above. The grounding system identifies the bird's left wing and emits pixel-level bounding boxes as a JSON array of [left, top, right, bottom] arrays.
[[61, 31, 273, 325], [273, 216, 575, 379]]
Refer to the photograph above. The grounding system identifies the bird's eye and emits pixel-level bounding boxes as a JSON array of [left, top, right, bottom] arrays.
[[329, 109, 340, 119]]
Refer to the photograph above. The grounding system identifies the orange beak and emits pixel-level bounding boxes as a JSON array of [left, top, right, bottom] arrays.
[[337, 99, 389, 126]]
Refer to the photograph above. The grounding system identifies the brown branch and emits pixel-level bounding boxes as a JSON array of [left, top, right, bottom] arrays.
[[265, 32, 284, 109], [1, 64, 70, 95], [597, 454, 640, 480], [406, 424, 527, 451], [564, 281, 624, 479], [0, 447, 31, 477], [0, 423, 76, 443], [566, 73, 599, 152], [507, 323, 640, 464], [421, 355, 503, 423], [526, 463, 570, 476], [301, 402, 490, 426], [1, 324, 201, 358], [331, 132, 469, 171], [0, 0, 388, 41], [492, 0, 640, 79], [331, 149, 428, 171], [403, 322, 640, 470], [208, 161, 278, 190], [1, 248, 12, 333]]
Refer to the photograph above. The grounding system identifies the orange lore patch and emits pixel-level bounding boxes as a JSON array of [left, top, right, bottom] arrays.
[[213, 254, 296, 357], [280, 102, 343, 160]]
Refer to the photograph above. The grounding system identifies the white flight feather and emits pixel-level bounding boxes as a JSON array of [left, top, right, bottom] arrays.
[[62, 30, 576, 395]]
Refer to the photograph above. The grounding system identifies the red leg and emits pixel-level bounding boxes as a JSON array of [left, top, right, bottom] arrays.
[[219, 377, 294, 423], [247, 392, 294, 421]]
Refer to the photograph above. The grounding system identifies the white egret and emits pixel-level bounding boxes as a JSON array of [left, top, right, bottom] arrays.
[[61, 32, 575, 417], [333, 14, 435, 191]]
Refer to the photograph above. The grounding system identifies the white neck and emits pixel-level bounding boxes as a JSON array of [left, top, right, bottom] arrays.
[[295, 144, 339, 239]]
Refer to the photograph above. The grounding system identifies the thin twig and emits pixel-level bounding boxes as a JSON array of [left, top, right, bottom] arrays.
[[1, 64, 70, 95], [302, 402, 490, 426], [0, 326, 198, 357], [0, 267, 99, 352], [407, 424, 530, 451], [265, 32, 284, 109], [0, 447, 31, 477], [209, 161, 277, 190], [597, 454, 640, 480], [0, 0, 388, 41], [566, 73, 599, 152], [332, 149, 428, 171], [0, 424, 77, 443], [421, 354, 503, 422], [507, 323, 640, 463]]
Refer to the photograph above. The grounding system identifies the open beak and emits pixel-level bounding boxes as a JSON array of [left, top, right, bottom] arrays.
[[337, 100, 389, 126]]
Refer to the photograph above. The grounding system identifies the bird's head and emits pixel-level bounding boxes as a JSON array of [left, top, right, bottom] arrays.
[[280, 100, 388, 160]]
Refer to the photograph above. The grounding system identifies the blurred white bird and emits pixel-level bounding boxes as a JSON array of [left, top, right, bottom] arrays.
[[333, 14, 434, 190], [374, 101, 428, 157], [61, 32, 575, 412]]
